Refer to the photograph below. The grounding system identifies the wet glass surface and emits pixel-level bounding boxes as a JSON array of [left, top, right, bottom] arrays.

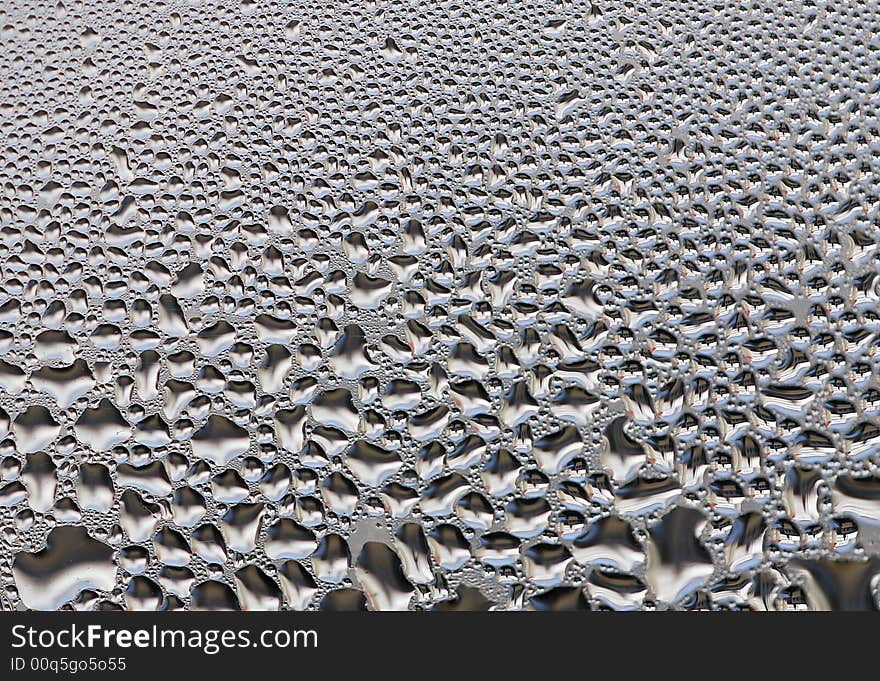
[[1, 0, 880, 610]]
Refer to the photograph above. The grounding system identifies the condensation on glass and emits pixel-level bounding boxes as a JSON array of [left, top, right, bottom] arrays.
[[0, 0, 878, 611]]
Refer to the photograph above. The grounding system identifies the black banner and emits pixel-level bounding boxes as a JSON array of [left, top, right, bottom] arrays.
[[0, 612, 862, 678]]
